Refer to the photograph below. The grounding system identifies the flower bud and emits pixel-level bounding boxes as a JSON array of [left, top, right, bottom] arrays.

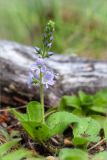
[[42, 20, 55, 53]]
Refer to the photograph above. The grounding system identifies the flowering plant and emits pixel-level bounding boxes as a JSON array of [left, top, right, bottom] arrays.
[[28, 20, 55, 124], [11, 21, 101, 148], [12, 20, 63, 142]]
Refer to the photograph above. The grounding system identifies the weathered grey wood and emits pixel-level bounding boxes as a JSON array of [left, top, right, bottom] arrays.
[[0, 40, 107, 107]]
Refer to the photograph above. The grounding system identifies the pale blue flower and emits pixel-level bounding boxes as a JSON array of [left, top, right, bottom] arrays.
[[42, 71, 55, 88], [28, 57, 55, 88], [36, 58, 44, 66], [30, 58, 45, 72], [34, 66, 46, 80]]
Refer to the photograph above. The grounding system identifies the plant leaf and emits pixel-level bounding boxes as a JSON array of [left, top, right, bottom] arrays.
[[104, 119, 107, 142], [92, 151, 107, 160], [2, 149, 32, 160], [0, 139, 21, 156], [72, 109, 84, 116], [89, 105, 107, 114], [91, 115, 106, 127], [72, 137, 88, 146], [73, 117, 101, 145], [0, 139, 42, 160], [11, 109, 28, 121], [27, 101, 42, 122], [89, 89, 107, 114], [79, 91, 93, 106], [27, 158, 45, 160], [59, 148, 88, 160], [46, 111, 79, 137], [59, 95, 81, 111], [21, 121, 50, 141]]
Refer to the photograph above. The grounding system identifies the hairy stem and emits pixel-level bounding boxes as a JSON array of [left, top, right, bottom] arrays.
[[40, 70, 45, 123]]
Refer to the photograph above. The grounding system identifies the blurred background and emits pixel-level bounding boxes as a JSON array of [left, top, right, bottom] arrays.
[[0, 0, 107, 59]]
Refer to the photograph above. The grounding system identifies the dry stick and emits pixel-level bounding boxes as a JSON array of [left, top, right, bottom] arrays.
[[7, 122, 20, 130], [0, 136, 7, 143], [45, 108, 57, 118], [40, 140, 58, 154], [88, 138, 106, 151], [0, 105, 26, 112], [28, 139, 37, 154]]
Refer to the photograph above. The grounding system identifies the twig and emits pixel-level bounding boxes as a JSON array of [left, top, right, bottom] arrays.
[[40, 140, 58, 154], [88, 138, 106, 151], [45, 110, 56, 118], [28, 139, 37, 154], [45, 107, 57, 118], [0, 136, 7, 143], [7, 122, 20, 130], [0, 106, 26, 112]]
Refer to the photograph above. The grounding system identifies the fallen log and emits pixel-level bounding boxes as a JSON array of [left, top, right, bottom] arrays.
[[0, 40, 107, 107]]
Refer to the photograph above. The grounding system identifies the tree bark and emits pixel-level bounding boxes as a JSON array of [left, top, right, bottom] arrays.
[[0, 40, 107, 107]]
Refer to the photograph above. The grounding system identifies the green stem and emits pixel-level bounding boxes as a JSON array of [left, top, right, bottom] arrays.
[[40, 70, 45, 123]]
